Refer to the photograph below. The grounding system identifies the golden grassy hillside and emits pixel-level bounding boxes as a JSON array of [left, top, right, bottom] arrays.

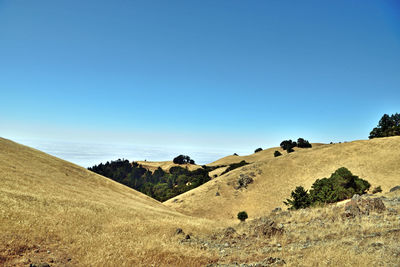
[[207, 143, 325, 167], [0, 138, 221, 266], [165, 137, 400, 221], [136, 160, 201, 172]]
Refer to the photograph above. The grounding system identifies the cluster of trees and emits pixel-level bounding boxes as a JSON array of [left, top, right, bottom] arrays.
[[284, 167, 371, 210], [88, 159, 210, 201], [279, 138, 312, 154], [173, 155, 195, 164], [369, 113, 400, 139]]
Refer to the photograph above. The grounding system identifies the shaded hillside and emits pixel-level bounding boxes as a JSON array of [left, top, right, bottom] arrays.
[[88, 159, 210, 201], [0, 138, 220, 266], [165, 137, 400, 221]]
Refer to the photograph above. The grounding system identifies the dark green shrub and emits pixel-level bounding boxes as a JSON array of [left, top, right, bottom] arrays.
[[309, 167, 370, 204], [287, 147, 294, 153], [233, 153, 239, 156], [285, 167, 371, 209], [237, 211, 248, 222], [274, 151, 282, 157], [254, 148, 263, 153], [372, 186, 382, 194]]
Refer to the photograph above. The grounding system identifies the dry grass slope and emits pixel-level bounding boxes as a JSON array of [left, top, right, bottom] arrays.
[[136, 160, 201, 172], [0, 138, 221, 266], [166, 137, 400, 221], [207, 143, 325, 167]]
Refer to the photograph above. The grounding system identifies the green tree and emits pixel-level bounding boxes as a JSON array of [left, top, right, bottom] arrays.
[[284, 186, 311, 210], [369, 113, 400, 139]]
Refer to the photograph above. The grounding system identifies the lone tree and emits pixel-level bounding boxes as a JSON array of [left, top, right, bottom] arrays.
[[237, 211, 248, 222], [274, 151, 282, 157], [369, 113, 400, 139], [173, 155, 195, 165], [284, 186, 311, 210], [254, 148, 263, 153]]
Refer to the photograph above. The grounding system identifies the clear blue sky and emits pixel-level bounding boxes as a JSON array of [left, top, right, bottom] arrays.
[[1, 0, 400, 165]]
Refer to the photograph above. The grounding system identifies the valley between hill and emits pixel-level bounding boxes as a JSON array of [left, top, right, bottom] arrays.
[[1, 137, 400, 266]]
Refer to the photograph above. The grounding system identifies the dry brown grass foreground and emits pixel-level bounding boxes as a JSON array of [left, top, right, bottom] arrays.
[[0, 138, 222, 266], [166, 137, 400, 221]]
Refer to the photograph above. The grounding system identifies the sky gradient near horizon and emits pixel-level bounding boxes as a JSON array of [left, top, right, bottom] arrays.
[[1, 0, 400, 166]]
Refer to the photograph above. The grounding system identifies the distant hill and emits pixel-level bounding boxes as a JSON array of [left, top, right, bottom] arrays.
[[165, 137, 400, 221]]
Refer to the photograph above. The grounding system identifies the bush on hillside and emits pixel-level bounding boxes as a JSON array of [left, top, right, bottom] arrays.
[[284, 167, 371, 210], [287, 147, 294, 153], [280, 140, 296, 150], [297, 138, 312, 148], [369, 113, 400, 139], [237, 211, 248, 222], [173, 155, 195, 165], [274, 151, 282, 157], [254, 148, 263, 153], [233, 153, 239, 156]]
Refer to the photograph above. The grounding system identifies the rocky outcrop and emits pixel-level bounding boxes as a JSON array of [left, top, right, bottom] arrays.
[[343, 197, 386, 218], [235, 173, 254, 189]]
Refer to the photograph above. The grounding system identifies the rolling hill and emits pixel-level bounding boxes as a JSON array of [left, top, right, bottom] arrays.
[[136, 160, 201, 172], [165, 137, 400, 221], [0, 138, 220, 266]]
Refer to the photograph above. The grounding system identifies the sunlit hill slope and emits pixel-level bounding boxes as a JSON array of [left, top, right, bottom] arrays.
[[0, 138, 220, 266], [165, 137, 400, 221]]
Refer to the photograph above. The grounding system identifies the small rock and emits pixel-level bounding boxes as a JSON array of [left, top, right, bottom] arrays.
[[47, 250, 51, 254], [352, 194, 361, 200], [216, 192, 220, 196], [387, 208, 397, 213]]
